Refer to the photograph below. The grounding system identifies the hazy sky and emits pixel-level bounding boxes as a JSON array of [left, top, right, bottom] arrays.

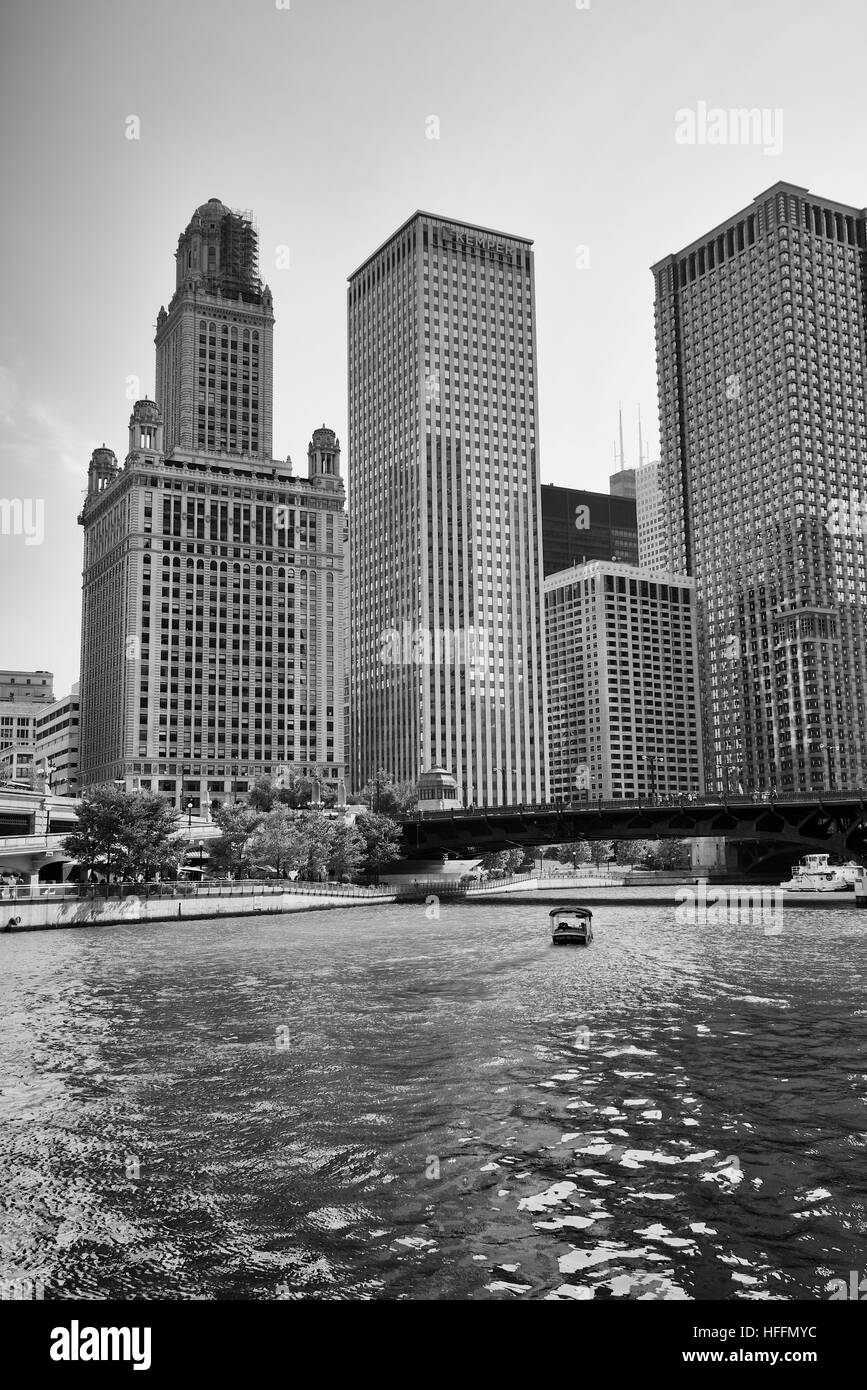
[[2, 0, 866, 696]]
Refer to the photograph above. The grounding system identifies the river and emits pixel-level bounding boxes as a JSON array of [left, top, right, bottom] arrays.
[[1, 896, 865, 1300]]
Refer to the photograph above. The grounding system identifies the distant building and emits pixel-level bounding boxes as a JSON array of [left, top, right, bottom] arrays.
[[635, 460, 668, 570], [78, 198, 345, 809], [34, 683, 80, 795], [541, 484, 637, 576], [0, 670, 53, 704], [544, 561, 703, 801], [609, 467, 637, 499], [0, 698, 44, 784]]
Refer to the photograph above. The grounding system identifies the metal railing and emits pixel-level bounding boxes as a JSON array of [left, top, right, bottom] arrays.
[[0, 878, 395, 904], [405, 788, 867, 820]]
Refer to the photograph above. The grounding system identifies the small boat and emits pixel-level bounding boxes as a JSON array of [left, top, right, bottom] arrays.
[[550, 906, 593, 946], [779, 853, 857, 893]]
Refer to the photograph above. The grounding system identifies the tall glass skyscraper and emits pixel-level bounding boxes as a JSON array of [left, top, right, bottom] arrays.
[[653, 181, 867, 794], [348, 212, 548, 805]]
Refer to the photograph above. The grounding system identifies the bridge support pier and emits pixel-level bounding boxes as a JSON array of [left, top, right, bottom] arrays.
[[690, 836, 731, 878]]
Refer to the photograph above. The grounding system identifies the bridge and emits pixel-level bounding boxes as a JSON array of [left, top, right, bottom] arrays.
[[399, 790, 867, 875], [3, 787, 866, 884], [0, 789, 221, 887]]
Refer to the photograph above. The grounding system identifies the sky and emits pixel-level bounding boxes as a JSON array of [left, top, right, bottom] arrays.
[[1, 0, 867, 697]]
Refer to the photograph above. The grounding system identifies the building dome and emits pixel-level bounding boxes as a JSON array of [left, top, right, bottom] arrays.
[[90, 446, 117, 468], [130, 398, 162, 424], [311, 425, 338, 449], [417, 766, 461, 808], [195, 197, 229, 218]]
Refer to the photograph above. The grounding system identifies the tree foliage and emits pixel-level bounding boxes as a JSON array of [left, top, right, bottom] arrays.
[[354, 811, 404, 871], [357, 770, 417, 816], [62, 788, 183, 881]]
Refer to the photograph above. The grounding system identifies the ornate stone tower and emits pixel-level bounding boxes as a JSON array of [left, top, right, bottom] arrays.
[[86, 445, 119, 497], [154, 198, 274, 458], [307, 425, 342, 488], [79, 205, 345, 804], [127, 398, 164, 462]]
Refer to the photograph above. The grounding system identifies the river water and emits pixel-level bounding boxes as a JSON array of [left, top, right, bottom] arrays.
[[1, 896, 866, 1301]]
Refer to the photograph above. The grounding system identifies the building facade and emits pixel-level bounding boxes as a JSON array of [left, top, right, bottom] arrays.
[[78, 201, 345, 811], [541, 483, 638, 575], [653, 181, 867, 793], [0, 698, 44, 784], [545, 562, 703, 801], [0, 670, 53, 704], [348, 212, 549, 805], [635, 460, 668, 571], [34, 683, 80, 796], [609, 467, 637, 499]]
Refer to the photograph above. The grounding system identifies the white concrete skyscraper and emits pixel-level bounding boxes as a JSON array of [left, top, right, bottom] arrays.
[[348, 212, 548, 805]]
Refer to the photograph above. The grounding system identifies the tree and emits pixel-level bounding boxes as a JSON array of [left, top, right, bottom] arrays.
[[480, 849, 530, 876], [248, 805, 307, 877], [540, 842, 591, 867], [354, 811, 404, 876], [277, 776, 337, 810], [357, 770, 417, 816], [327, 821, 366, 881], [588, 838, 616, 868], [121, 795, 184, 879], [61, 788, 183, 882], [247, 777, 277, 813], [294, 812, 336, 880], [62, 786, 128, 882], [644, 839, 690, 870], [613, 839, 655, 868], [210, 803, 262, 877]]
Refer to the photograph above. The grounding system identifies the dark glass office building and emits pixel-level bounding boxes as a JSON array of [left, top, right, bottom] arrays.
[[540, 484, 638, 576]]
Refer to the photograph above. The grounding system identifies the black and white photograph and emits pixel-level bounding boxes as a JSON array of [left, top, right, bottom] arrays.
[[1, 0, 866, 1362]]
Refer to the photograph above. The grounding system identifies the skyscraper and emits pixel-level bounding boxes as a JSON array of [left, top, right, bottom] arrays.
[[653, 181, 867, 794], [635, 460, 668, 571], [348, 212, 548, 805], [78, 201, 345, 809], [540, 484, 638, 575], [545, 562, 702, 801], [155, 199, 274, 459]]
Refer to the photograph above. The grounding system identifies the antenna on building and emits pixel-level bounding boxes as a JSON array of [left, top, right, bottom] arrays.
[[638, 405, 644, 468], [618, 402, 626, 472]]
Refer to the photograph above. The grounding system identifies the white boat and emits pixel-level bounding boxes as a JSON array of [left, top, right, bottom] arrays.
[[779, 853, 858, 893]]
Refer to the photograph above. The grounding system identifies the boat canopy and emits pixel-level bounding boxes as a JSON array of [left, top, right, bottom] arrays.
[[549, 906, 593, 920]]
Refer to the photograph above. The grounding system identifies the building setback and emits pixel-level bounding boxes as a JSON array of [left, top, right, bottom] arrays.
[[545, 562, 703, 801], [0, 670, 53, 704], [78, 200, 345, 809], [653, 181, 867, 794], [541, 483, 638, 575], [348, 212, 548, 805]]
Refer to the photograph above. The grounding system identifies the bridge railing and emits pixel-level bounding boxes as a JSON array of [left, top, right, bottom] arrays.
[[0, 878, 395, 904], [405, 788, 867, 820]]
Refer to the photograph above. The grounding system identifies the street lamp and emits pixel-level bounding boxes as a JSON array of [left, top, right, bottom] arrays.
[[186, 799, 193, 831], [198, 839, 204, 878]]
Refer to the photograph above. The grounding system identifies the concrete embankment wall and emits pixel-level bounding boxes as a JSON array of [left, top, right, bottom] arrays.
[[2, 888, 399, 932]]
